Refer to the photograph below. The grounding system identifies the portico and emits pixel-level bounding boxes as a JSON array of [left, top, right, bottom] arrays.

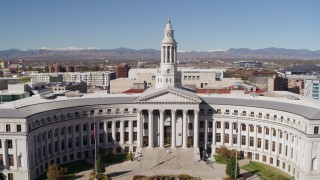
[[136, 108, 200, 149]]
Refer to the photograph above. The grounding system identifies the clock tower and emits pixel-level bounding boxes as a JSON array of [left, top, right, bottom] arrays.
[[156, 17, 182, 89]]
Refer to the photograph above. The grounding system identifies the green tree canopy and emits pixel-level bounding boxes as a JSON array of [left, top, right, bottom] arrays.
[[226, 156, 240, 179], [94, 155, 105, 175]]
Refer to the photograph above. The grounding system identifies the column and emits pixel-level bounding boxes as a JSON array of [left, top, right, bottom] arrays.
[[112, 121, 116, 143], [171, 109, 177, 148], [159, 109, 165, 148], [229, 121, 233, 147], [169, 46, 172, 63], [269, 128, 272, 154], [174, 46, 177, 63], [103, 122, 107, 145], [137, 110, 142, 147], [14, 139, 18, 170], [80, 124, 83, 148], [72, 126, 76, 150], [182, 110, 188, 148], [96, 122, 100, 145], [237, 122, 241, 148], [204, 119, 208, 149], [221, 121, 225, 144], [129, 120, 133, 144], [148, 109, 154, 148], [246, 124, 249, 149], [212, 120, 216, 146], [262, 126, 265, 152], [165, 46, 168, 63], [120, 121, 124, 144], [161, 46, 164, 63], [254, 125, 257, 151], [194, 109, 199, 149], [288, 133, 292, 160], [2, 139, 8, 169]]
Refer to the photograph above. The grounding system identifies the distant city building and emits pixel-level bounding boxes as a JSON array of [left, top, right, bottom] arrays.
[[111, 68, 239, 93], [45, 63, 76, 73], [29, 71, 114, 90], [229, 61, 263, 69], [114, 63, 130, 78], [286, 74, 317, 95], [284, 64, 320, 75], [50, 82, 87, 93], [267, 74, 288, 92], [304, 78, 320, 100]]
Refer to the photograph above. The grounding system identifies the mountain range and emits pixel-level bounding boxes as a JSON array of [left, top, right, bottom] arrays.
[[0, 47, 320, 60]]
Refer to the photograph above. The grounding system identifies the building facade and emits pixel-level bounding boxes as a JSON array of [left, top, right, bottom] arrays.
[[0, 19, 320, 180], [304, 79, 320, 100]]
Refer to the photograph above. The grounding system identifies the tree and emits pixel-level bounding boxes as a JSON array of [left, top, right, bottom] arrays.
[[226, 156, 240, 179], [94, 155, 105, 175], [47, 164, 65, 180]]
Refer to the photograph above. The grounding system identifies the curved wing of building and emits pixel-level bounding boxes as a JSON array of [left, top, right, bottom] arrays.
[[0, 19, 320, 180]]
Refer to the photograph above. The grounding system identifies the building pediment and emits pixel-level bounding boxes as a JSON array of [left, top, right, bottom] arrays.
[[135, 86, 202, 104]]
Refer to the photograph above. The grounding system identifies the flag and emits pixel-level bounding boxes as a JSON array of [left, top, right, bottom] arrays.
[[93, 123, 96, 140]]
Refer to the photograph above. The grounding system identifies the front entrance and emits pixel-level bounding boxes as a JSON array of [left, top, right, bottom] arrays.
[[164, 126, 171, 146]]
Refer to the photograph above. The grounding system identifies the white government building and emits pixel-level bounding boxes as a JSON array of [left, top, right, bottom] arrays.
[[1, 19, 320, 180]]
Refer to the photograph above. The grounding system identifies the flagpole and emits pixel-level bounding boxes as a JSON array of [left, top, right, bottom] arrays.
[[94, 116, 97, 180]]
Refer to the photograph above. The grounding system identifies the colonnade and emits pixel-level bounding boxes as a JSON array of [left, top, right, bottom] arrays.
[[137, 109, 199, 148]]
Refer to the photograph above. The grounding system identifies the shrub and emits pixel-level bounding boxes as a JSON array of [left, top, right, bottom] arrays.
[[226, 156, 240, 179], [47, 164, 65, 180]]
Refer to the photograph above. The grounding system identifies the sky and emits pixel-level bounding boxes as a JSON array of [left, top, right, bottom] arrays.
[[0, 0, 320, 51]]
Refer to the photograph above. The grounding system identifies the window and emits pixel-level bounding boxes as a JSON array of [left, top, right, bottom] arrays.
[[279, 143, 282, 154], [133, 121, 137, 127], [116, 122, 120, 128], [265, 140, 269, 150], [314, 126, 319, 134], [258, 126, 262, 133], [241, 135, 246, 145], [116, 132, 120, 142], [216, 121, 221, 128], [188, 123, 193, 130], [7, 140, 13, 149], [83, 124, 87, 131], [242, 124, 246, 131], [125, 121, 129, 128], [16, 125, 21, 132], [107, 133, 112, 142], [133, 132, 137, 141], [250, 125, 254, 132], [232, 135, 237, 144], [75, 125, 80, 133], [250, 137, 254, 147], [144, 123, 148, 129], [258, 138, 261, 148], [265, 128, 269, 135], [6, 124, 11, 132], [9, 154, 14, 166], [225, 122, 229, 129], [216, 133, 221, 142], [272, 141, 276, 152], [125, 132, 129, 141], [107, 122, 112, 128], [199, 121, 204, 128], [208, 121, 213, 128], [208, 132, 212, 143], [99, 122, 104, 129]]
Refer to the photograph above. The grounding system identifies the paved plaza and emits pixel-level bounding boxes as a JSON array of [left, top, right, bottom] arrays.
[[72, 147, 259, 180]]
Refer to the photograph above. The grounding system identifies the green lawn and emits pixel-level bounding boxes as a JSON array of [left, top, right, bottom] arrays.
[[241, 162, 293, 180], [36, 160, 93, 180]]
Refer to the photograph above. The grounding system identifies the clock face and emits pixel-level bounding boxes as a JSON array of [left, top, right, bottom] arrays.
[[166, 32, 172, 37]]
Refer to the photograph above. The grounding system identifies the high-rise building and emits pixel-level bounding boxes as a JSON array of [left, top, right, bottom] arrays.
[[114, 63, 130, 78]]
